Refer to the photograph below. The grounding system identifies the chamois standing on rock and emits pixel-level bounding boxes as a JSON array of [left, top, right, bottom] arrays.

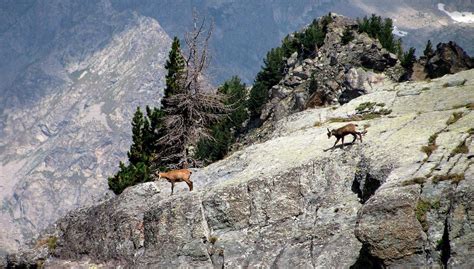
[[327, 123, 365, 149], [155, 169, 193, 195]]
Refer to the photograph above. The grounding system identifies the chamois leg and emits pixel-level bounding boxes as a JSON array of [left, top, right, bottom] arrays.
[[351, 133, 357, 144], [170, 182, 175, 196], [333, 137, 340, 148], [357, 131, 363, 143], [184, 179, 193, 191], [341, 136, 345, 149]]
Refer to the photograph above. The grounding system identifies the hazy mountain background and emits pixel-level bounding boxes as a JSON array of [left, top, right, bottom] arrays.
[[0, 0, 472, 254]]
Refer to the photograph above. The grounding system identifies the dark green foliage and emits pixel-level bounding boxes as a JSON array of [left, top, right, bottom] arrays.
[[108, 106, 164, 194], [164, 37, 186, 99], [424, 40, 434, 57], [401, 47, 416, 69], [357, 14, 400, 54], [127, 107, 147, 164], [308, 73, 318, 95], [341, 28, 355, 45], [248, 47, 285, 118], [108, 161, 151, 195], [196, 77, 248, 163]]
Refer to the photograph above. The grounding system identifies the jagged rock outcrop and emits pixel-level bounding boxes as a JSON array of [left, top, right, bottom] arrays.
[[256, 14, 404, 144], [7, 70, 473, 268], [425, 41, 474, 79]]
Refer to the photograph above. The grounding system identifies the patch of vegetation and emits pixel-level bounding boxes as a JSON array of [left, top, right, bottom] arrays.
[[421, 144, 438, 158], [416, 199, 431, 232], [314, 121, 323, 127], [209, 235, 218, 245], [432, 173, 465, 185], [468, 128, 474, 135], [431, 199, 441, 210], [356, 102, 377, 113], [428, 133, 438, 145], [450, 141, 469, 157], [196, 77, 248, 164], [421, 87, 431, 92], [355, 102, 391, 116], [36, 236, 58, 253], [421, 132, 439, 158], [402, 177, 426, 186], [307, 73, 319, 95], [341, 27, 355, 45], [446, 112, 463, 125], [400, 47, 416, 69], [357, 14, 401, 54], [108, 106, 164, 195]]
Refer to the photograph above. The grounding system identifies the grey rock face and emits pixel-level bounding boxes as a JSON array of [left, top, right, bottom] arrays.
[[9, 70, 474, 268]]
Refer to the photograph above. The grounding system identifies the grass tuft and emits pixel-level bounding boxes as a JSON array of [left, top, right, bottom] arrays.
[[416, 199, 431, 232], [450, 141, 469, 157], [432, 173, 465, 184], [446, 112, 463, 125], [402, 177, 426, 186]]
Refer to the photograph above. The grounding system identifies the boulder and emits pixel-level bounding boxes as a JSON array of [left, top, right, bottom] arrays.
[[426, 41, 474, 79]]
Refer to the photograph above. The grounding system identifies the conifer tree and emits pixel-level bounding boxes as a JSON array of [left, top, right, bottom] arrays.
[[401, 47, 417, 69], [108, 106, 164, 194], [164, 37, 186, 99], [127, 107, 147, 164], [196, 76, 247, 163], [424, 40, 434, 58]]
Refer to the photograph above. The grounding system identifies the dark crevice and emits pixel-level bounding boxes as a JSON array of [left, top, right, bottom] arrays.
[[351, 173, 381, 204], [437, 218, 451, 267], [350, 244, 384, 269]]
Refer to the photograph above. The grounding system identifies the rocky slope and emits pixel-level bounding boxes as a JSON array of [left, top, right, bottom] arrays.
[[0, 1, 171, 253], [8, 69, 473, 268]]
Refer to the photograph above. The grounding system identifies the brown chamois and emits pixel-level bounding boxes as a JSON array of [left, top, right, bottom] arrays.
[[156, 169, 193, 195], [327, 123, 364, 149]]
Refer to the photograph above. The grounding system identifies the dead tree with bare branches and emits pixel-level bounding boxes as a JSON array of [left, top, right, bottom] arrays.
[[158, 13, 228, 167]]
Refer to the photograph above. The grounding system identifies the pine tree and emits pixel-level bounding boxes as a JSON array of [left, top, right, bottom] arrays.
[[164, 37, 186, 99], [108, 106, 164, 194], [196, 76, 247, 163], [424, 40, 434, 58], [127, 107, 147, 164], [401, 47, 417, 69], [248, 47, 285, 118]]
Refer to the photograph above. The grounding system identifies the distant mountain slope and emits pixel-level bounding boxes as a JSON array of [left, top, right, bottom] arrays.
[[0, 1, 171, 253]]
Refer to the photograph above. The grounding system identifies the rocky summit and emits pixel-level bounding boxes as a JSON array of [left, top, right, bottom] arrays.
[[7, 68, 473, 268]]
